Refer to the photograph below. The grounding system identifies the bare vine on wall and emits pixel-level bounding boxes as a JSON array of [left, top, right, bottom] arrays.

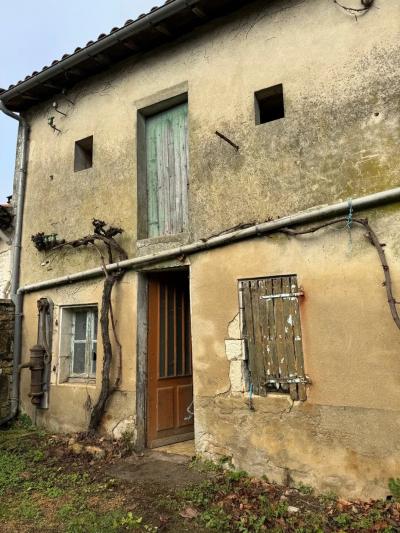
[[279, 217, 400, 331], [32, 219, 127, 432]]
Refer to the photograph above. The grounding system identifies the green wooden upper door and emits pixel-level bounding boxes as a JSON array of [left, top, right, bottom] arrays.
[[146, 102, 189, 238]]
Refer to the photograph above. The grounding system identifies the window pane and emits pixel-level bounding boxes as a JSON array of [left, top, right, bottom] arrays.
[[159, 285, 166, 378], [74, 311, 87, 341], [92, 311, 98, 340], [176, 287, 183, 376], [73, 342, 86, 374], [184, 290, 191, 375], [167, 286, 175, 377], [90, 341, 97, 376]]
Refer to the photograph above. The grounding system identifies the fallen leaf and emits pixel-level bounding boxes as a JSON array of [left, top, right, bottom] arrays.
[[179, 507, 199, 519], [337, 498, 351, 507]]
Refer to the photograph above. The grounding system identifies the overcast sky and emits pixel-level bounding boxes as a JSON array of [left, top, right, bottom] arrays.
[[0, 0, 157, 202]]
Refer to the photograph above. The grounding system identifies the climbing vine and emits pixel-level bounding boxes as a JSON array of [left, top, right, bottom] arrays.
[[32, 219, 127, 432], [279, 217, 400, 331]]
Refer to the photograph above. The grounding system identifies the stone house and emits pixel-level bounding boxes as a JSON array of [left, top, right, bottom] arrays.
[[0, 0, 399, 499]]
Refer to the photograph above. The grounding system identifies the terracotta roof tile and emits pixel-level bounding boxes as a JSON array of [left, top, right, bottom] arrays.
[[1, 1, 170, 93]]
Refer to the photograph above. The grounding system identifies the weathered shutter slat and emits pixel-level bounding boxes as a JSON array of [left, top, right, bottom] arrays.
[[258, 279, 270, 394], [282, 276, 299, 400], [272, 277, 289, 392], [242, 281, 259, 394], [146, 103, 188, 237], [252, 280, 266, 396], [265, 277, 279, 382], [146, 120, 160, 237], [291, 276, 307, 400], [180, 109, 189, 231], [167, 118, 175, 235], [173, 116, 181, 235], [161, 117, 170, 235]]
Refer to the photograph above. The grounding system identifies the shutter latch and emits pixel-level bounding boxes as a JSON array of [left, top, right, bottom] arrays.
[[260, 289, 304, 301], [265, 375, 312, 385]]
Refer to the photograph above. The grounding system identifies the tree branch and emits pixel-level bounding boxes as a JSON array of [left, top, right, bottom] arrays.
[[279, 217, 400, 330]]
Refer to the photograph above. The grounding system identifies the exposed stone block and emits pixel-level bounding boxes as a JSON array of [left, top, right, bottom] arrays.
[[227, 314, 241, 339], [229, 360, 248, 392], [225, 339, 245, 361]]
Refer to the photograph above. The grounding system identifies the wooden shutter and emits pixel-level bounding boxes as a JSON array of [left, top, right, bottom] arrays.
[[240, 275, 308, 401], [146, 102, 189, 237]]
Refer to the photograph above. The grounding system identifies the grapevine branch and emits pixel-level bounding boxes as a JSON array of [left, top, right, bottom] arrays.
[[279, 217, 400, 330], [33, 219, 128, 432]]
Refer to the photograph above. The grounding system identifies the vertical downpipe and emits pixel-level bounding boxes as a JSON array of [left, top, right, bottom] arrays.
[[0, 101, 29, 426]]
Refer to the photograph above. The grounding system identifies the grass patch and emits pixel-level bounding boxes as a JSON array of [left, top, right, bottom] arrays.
[[0, 451, 27, 495], [1, 428, 400, 532], [0, 428, 157, 532]]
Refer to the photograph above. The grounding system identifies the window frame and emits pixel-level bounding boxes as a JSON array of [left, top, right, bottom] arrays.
[[254, 83, 285, 125], [59, 305, 98, 383], [74, 136, 94, 172]]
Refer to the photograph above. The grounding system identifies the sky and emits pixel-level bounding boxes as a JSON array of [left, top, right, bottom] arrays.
[[0, 0, 157, 202]]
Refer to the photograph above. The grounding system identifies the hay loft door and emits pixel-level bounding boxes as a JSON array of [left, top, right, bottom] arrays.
[[146, 102, 189, 238], [147, 270, 194, 448]]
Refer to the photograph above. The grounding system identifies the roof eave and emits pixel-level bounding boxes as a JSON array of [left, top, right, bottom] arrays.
[[0, 0, 249, 111]]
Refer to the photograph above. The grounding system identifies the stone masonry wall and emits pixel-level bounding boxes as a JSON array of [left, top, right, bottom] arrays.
[[0, 300, 15, 419]]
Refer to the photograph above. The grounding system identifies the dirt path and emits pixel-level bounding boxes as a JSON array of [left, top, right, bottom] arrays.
[[109, 449, 208, 489]]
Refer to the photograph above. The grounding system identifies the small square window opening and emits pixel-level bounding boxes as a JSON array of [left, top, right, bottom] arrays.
[[74, 136, 93, 172], [255, 84, 284, 125]]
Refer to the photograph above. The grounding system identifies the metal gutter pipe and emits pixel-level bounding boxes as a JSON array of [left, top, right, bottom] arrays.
[[19, 186, 400, 295], [0, 101, 29, 426]]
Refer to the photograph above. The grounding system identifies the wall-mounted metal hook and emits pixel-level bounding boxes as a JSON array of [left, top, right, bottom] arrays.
[[52, 102, 67, 116], [215, 130, 240, 151], [48, 117, 61, 133], [61, 88, 75, 105]]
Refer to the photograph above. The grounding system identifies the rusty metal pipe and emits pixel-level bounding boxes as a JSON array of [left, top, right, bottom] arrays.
[[18, 362, 32, 371], [18, 345, 45, 406]]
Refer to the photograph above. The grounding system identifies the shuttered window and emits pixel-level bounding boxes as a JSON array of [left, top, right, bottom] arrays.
[[146, 102, 189, 237], [240, 275, 308, 401]]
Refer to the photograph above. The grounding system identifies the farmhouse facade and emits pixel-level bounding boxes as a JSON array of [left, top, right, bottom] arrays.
[[1, 0, 400, 498]]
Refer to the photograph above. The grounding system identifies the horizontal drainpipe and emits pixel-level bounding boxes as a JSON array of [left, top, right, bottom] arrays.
[[19, 186, 400, 295], [0, 101, 29, 426]]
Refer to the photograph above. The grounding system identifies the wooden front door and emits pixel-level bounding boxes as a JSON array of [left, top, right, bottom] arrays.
[[147, 271, 194, 448]]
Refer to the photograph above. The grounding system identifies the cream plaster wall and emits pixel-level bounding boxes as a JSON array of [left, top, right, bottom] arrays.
[[20, 271, 137, 437], [190, 206, 400, 498], [20, 0, 400, 285]]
